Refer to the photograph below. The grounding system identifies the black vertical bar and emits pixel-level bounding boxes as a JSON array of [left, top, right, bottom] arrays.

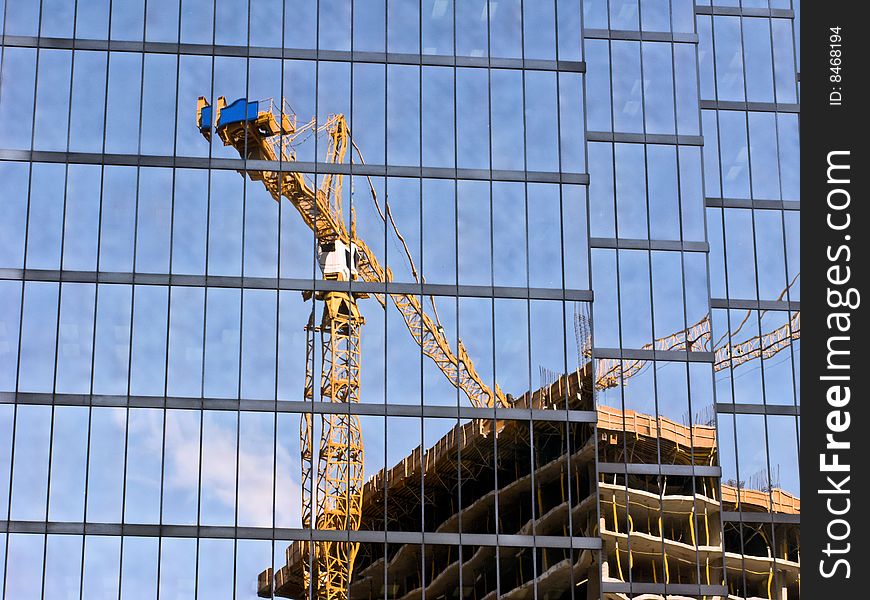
[[802, 0, 867, 597]]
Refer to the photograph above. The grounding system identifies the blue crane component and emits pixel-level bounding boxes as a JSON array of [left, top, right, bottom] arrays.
[[197, 97, 260, 133]]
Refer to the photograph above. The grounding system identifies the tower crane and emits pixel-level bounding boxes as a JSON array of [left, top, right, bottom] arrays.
[[196, 96, 800, 599], [197, 96, 510, 600], [595, 277, 800, 389]]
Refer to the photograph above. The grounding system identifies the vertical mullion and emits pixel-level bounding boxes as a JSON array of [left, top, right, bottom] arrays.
[[733, 11, 782, 578], [194, 1, 221, 598], [270, 0, 289, 595], [417, 6, 426, 599], [77, 0, 111, 580], [691, 1, 731, 590], [549, 3, 579, 598], [517, 3, 540, 598], [116, 3, 151, 596], [634, 3, 663, 591], [670, 0, 710, 588], [766, 9, 801, 426], [155, 0, 185, 594], [30, 0, 54, 596], [231, 3, 254, 598], [78, 0, 115, 597], [604, 1, 632, 588], [346, 0, 357, 588], [575, 0, 602, 593], [708, 13, 748, 588], [783, 6, 802, 528], [449, 0, 464, 594], [484, 0, 503, 595], [382, 1, 390, 597], [40, 0, 85, 590], [0, 0, 8, 104], [308, 1, 321, 598]]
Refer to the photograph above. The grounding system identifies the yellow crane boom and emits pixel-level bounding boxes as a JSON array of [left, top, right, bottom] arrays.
[[197, 96, 508, 410]]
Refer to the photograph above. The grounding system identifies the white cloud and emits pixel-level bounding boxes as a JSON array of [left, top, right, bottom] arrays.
[[127, 409, 302, 527]]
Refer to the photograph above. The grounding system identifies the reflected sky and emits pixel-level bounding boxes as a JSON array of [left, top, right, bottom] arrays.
[[0, 0, 800, 596]]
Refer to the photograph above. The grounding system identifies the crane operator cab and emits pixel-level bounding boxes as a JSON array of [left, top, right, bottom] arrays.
[[318, 239, 359, 282], [197, 95, 295, 140]]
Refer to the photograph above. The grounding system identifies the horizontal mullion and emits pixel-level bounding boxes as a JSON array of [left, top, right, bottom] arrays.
[[706, 197, 800, 210], [0, 34, 586, 72], [583, 29, 698, 43], [0, 520, 600, 549], [2, 391, 597, 423], [589, 237, 709, 252], [0, 149, 589, 184], [0, 268, 593, 302], [602, 582, 728, 596], [586, 131, 704, 146], [700, 99, 800, 113], [721, 511, 800, 525], [694, 5, 795, 18], [709, 297, 800, 311], [715, 403, 799, 416], [597, 462, 721, 477], [592, 347, 715, 362]]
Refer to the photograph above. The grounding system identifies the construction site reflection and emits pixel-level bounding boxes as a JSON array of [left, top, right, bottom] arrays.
[[260, 363, 799, 600]]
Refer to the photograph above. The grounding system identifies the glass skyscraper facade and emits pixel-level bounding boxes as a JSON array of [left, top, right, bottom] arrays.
[[0, 1, 799, 599], [697, 1, 800, 597]]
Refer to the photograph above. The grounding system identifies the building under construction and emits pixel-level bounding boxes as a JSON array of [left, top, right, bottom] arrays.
[[261, 361, 799, 600]]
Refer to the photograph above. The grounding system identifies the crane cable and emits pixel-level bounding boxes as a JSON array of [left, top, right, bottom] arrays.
[[347, 137, 448, 333]]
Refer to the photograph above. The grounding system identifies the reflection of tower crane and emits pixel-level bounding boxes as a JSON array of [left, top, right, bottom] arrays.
[[594, 276, 800, 389], [594, 309, 801, 389], [197, 96, 799, 598], [197, 96, 509, 600]]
